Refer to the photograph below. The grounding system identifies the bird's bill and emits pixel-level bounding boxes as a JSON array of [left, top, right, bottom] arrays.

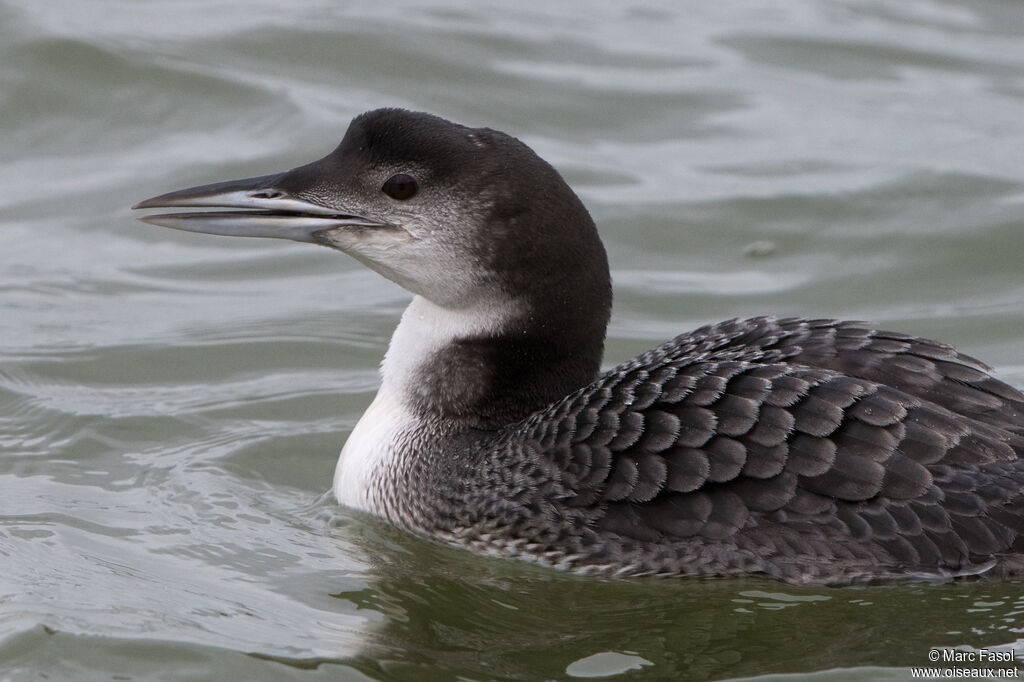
[[132, 172, 386, 243]]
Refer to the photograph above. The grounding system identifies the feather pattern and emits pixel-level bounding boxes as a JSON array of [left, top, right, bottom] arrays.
[[439, 317, 1024, 583]]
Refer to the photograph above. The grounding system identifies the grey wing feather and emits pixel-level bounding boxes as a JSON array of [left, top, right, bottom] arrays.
[[765, 317, 1024, 435], [506, 317, 1024, 581]]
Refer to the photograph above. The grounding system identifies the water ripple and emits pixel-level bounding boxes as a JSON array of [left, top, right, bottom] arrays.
[[3, 0, 1024, 679]]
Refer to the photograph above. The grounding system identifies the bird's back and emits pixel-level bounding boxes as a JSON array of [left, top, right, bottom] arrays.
[[440, 317, 1024, 584]]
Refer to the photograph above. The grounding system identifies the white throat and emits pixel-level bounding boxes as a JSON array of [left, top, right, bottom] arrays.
[[332, 294, 514, 515]]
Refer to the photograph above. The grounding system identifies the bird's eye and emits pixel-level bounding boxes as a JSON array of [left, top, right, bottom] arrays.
[[382, 173, 418, 200]]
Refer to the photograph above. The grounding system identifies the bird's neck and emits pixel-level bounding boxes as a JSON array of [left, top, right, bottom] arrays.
[[382, 292, 607, 429], [334, 289, 609, 517]]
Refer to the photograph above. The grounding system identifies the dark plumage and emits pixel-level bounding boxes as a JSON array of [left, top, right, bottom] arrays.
[[135, 109, 1024, 584], [446, 317, 1024, 583]]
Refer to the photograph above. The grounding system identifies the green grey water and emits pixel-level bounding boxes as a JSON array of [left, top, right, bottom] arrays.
[[2, 1, 1024, 680]]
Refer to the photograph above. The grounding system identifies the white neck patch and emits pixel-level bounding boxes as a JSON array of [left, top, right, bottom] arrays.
[[333, 295, 517, 514]]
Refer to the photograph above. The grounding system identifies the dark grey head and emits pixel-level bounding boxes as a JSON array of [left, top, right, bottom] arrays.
[[135, 109, 612, 422]]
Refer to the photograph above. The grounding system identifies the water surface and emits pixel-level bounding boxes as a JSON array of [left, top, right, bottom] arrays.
[[2, 1, 1024, 680]]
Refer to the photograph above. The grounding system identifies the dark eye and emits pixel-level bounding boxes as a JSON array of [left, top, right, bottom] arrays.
[[382, 173, 418, 200]]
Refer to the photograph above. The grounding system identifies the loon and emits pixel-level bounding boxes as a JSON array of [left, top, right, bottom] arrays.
[[134, 108, 1024, 584]]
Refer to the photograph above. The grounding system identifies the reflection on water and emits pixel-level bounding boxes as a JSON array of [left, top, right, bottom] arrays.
[[318, 518, 1024, 680]]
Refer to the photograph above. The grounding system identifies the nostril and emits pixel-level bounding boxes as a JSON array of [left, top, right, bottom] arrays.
[[250, 190, 284, 200]]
